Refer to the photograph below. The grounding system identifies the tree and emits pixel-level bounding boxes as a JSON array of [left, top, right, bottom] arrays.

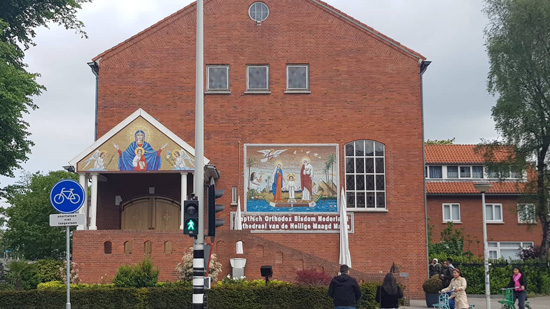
[[0, 1, 90, 178], [484, 0, 550, 258], [1, 170, 78, 260], [425, 138, 456, 145]]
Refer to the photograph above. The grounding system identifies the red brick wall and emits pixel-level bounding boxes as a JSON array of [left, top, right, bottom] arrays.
[[427, 195, 542, 256], [84, 0, 427, 298]]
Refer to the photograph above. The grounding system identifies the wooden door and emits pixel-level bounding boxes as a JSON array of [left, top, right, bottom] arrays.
[[122, 197, 180, 231]]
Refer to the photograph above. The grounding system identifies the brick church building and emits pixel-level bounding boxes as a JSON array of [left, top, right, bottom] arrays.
[[69, 0, 430, 298]]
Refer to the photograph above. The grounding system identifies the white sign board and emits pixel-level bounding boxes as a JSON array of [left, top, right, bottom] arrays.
[[49, 213, 86, 227]]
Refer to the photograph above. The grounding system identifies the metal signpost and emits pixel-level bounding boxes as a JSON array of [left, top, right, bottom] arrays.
[[49, 179, 86, 309]]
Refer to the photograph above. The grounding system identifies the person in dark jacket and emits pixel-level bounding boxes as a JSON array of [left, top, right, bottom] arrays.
[[505, 267, 527, 309], [328, 264, 361, 309], [376, 272, 403, 308]]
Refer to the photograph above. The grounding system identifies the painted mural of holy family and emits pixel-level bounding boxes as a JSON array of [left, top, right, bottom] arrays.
[[245, 144, 339, 213]]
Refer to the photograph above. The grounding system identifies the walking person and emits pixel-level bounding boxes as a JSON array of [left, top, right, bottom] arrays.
[[505, 267, 527, 309], [440, 268, 469, 309], [376, 272, 403, 309], [328, 264, 361, 309]]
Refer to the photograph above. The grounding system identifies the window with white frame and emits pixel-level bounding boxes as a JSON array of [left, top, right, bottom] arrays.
[[286, 65, 309, 91], [447, 166, 458, 178], [472, 166, 484, 178], [485, 203, 503, 222], [231, 186, 238, 205], [442, 203, 461, 222], [460, 166, 471, 178], [246, 65, 269, 92], [345, 140, 386, 209], [427, 166, 442, 179], [207, 65, 229, 92], [517, 204, 536, 224], [488, 241, 534, 260]]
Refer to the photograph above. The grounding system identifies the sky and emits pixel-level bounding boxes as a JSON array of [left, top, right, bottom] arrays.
[[0, 0, 499, 190]]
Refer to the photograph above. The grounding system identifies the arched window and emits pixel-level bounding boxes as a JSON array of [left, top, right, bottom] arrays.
[[345, 140, 386, 209], [164, 241, 172, 254], [144, 241, 152, 255], [104, 241, 112, 254], [124, 241, 132, 254]]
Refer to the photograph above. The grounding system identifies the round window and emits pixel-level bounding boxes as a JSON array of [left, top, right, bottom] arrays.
[[249, 2, 269, 22]]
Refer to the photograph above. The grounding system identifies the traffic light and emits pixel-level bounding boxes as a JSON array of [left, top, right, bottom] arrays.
[[183, 199, 199, 236], [207, 184, 225, 237]]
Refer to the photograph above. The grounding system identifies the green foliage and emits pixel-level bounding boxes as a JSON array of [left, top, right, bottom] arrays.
[[113, 259, 159, 288], [0, 21, 42, 178], [1, 171, 77, 260], [0, 281, 386, 308], [422, 275, 443, 294], [425, 138, 456, 145], [0, 1, 90, 179], [6, 259, 63, 290], [484, 0, 550, 257], [428, 222, 473, 257]]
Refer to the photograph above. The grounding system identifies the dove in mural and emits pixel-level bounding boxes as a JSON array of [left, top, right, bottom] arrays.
[[258, 149, 287, 162]]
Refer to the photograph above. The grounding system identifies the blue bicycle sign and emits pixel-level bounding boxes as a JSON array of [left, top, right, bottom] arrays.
[[50, 179, 85, 214]]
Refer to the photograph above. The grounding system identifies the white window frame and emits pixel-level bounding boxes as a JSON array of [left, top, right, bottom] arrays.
[[246, 65, 270, 93], [345, 140, 386, 211], [517, 203, 536, 224], [231, 186, 238, 206], [426, 165, 443, 179], [286, 64, 310, 93], [486, 203, 503, 223], [472, 166, 484, 179], [206, 65, 230, 92], [442, 203, 461, 223], [488, 241, 534, 260], [459, 166, 471, 178]]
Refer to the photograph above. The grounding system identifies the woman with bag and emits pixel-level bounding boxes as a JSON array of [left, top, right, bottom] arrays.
[[376, 272, 403, 309]]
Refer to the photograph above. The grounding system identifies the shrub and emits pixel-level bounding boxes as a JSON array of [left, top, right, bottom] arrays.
[[176, 247, 222, 282], [113, 259, 159, 288], [296, 269, 332, 286], [422, 275, 443, 294], [59, 261, 80, 284]]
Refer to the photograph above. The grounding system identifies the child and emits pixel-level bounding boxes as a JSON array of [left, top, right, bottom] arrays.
[[287, 174, 297, 203]]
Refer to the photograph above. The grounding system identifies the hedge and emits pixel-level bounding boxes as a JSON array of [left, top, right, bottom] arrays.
[[0, 281, 386, 308], [430, 255, 550, 294]]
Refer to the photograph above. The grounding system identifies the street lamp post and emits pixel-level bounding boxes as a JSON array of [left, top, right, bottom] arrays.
[[474, 182, 493, 309]]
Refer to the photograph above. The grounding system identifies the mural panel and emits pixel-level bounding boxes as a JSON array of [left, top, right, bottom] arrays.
[[77, 117, 195, 172], [244, 144, 338, 213]]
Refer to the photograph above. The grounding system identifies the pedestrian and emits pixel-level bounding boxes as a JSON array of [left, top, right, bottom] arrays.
[[446, 258, 455, 270], [440, 268, 469, 309], [429, 258, 442, 277], [376, 272, 403, 309], [440, 259, 453, 288], [328, 264, 362, 309], [505, 267, 527, 309]]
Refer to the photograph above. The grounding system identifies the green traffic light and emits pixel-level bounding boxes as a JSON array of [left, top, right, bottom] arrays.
[[186, 219, 196, 232]]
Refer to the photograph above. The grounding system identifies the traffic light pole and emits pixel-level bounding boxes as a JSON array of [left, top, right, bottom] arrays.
[[193, 0, 205, 308]]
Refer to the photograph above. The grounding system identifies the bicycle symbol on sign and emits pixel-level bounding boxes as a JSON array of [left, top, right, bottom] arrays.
[[53, 188, 81, 205]]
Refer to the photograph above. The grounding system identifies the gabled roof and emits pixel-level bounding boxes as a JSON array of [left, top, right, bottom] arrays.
[[425, 144, 513, 164], [426, 181, 525, 195], [69, 108, 208, 171], [93, 0, 425, 62]]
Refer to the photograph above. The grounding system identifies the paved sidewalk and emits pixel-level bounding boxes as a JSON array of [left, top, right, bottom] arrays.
[[406, 294, 549, 309]]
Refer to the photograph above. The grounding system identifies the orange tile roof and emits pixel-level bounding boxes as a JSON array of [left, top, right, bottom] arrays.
[[426, 181, 525, 195], [425, 144, 513, 164]]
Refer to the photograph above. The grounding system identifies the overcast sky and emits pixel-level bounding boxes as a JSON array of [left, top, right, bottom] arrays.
[[0, 0, 499, 189]]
